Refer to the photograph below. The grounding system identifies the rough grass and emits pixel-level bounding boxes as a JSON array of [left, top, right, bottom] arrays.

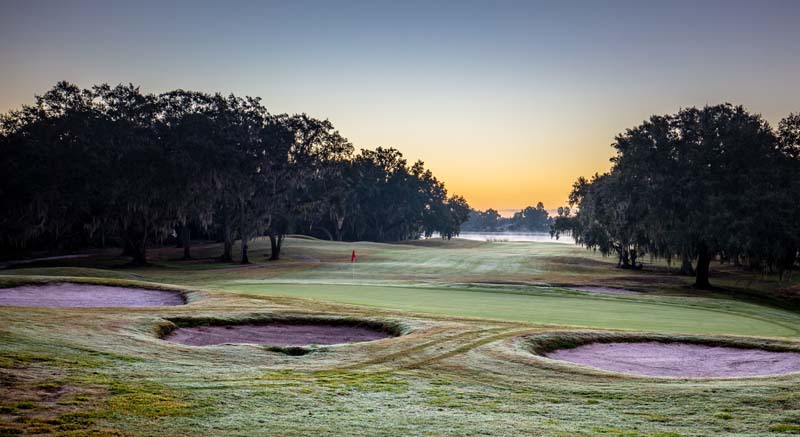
[[2, 237, 800, 435]]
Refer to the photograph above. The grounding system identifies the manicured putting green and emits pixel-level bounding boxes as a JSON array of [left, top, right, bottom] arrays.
[[220, 283, 799, 337]]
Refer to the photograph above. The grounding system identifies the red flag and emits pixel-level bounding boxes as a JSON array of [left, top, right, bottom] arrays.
[[351, 250, 356, 263]]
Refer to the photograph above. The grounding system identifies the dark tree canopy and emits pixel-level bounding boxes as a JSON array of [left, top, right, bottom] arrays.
[[553, 104, 800, 288], [0, 82, 470, 264], [298, 147, 470, 242]]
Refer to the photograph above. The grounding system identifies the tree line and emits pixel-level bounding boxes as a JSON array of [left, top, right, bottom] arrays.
[[462, 202, 552, 232], [0, 82, 470, 264], [552, 104, 800, 289]]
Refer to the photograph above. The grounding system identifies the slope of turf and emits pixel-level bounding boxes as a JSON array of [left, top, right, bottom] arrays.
[[217, 283, 800, 337]]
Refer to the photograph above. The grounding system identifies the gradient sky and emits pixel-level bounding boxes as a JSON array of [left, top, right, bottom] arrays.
[[2, 1, 800, 215]]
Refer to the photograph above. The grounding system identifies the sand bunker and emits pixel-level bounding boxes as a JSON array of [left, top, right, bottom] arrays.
[[165, 322, 392, 347], [546, 341, 800, 377], [572, 286, 640, 295], [0, 283, 185, 307]]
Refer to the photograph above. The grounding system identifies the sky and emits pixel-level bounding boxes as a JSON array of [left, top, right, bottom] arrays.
[[2, 1, 799, 216]]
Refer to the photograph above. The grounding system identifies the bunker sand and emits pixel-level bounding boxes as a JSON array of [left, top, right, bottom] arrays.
[[546, 341, 800, 377], [0, 283, 184, 307], [164, 323, 393, 346]]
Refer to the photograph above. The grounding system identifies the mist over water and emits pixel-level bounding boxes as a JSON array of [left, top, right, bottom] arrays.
[[432, 232, 575, 244]]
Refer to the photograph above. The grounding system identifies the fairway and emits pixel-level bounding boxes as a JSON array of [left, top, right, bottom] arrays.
[[219, 282, 800, 337]]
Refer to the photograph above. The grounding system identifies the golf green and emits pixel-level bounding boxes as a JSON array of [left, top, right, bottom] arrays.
[[219, 282, 800, 337]]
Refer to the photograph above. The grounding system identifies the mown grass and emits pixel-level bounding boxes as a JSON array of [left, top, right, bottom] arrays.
[[216, 282, 800, 337], [2, 237, 800, 435]]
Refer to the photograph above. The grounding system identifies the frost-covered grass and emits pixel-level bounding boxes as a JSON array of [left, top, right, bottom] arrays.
[[2, 237, 800, 435]]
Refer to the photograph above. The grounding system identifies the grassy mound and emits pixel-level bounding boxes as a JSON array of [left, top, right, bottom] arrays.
[[523, 331, 800, 356]]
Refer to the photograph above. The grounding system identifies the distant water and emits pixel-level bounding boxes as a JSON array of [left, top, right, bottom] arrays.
[[430, 232, 575, 244]]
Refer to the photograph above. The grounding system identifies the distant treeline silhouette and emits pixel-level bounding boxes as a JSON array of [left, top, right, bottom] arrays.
[[0, 82, 470, 264], [462, 203, 553, 233], [552, 104, 800, 289]]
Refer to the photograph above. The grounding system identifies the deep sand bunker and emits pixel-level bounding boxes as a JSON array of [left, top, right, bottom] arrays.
[[165, 323, 393, 346], [546, 341, 800, 377], [0, 283, 184, 307]]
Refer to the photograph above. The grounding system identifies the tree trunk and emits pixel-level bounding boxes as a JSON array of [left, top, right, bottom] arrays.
[[221, 239, 233, 262], [335, 216, 345, 241], [679, 253, 695, 276], [219, 202, 233, 262], [175, 226, 183, 248], [121, 239, 134, 257], [125, 233, 148, 266], [122, 218, 149, 265], [269, 234, 283, 261], [618, 247, 630, 269], [238, 198, 249, 264], [241, 238, 249, 264], [630, 248, 639, 269], [181, 225, 191, 260], [694, 245, 712, 289], [129, 245, 147, 266]]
